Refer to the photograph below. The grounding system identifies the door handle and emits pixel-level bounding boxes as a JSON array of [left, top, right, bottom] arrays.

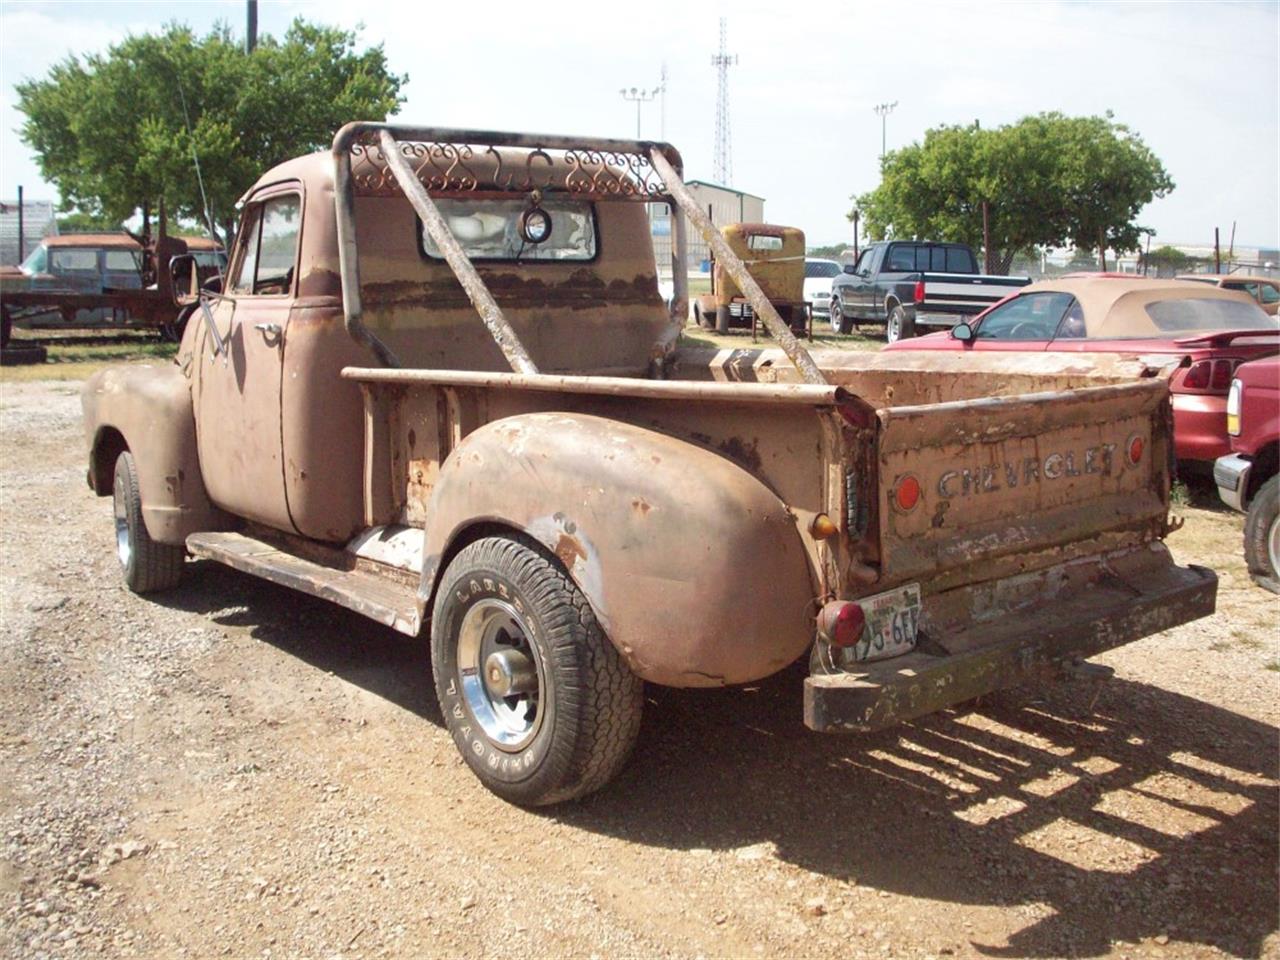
[[253, 322, 282, 344]]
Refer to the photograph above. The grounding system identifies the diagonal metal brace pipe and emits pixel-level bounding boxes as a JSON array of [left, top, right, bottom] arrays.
[[647, 148, 827, 386], [379, 130, 539, 376]]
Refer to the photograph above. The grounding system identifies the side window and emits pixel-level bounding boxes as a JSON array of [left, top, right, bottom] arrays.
[[49, 249, 97, 274], [946, 247, 976, 273], [886, 244, 916, 272], [1052, 299, 1087, 339], [104, 250, 140, 272], [851, 249, 871, 274], [230, 206, 262, 294], [229, 194, 301, 296], [1260, 283, 1280, 305], [975, 292, 1075, 340]]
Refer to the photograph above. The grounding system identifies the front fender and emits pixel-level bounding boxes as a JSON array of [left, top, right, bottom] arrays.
[[82, 364, 227, 545], [420, 413, 816, 687]]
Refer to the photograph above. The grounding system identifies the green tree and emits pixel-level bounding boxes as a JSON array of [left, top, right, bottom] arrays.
[[16, 19, 406, 241], [851, 113, 1173, 275]]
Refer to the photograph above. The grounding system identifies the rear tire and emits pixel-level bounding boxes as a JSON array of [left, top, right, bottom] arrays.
[[431, 536, 643, 806], [112, 451, 184, 593], [886, 305, 915, 343], [1244, 474, 1280, 594]]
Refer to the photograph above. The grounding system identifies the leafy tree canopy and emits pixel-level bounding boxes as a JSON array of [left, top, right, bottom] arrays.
[[850, 112, 1173, 274], [16, 19, 406, 240]]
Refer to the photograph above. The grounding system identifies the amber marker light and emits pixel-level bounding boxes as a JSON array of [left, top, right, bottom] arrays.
[[1127, 435, 1145, 466], [893, 473, 921, 512], [810, 513, 839, 540]]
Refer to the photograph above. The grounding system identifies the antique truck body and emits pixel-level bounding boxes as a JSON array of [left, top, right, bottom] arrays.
[[695, 222, 808, 335], [82, 124, 1216, 805]]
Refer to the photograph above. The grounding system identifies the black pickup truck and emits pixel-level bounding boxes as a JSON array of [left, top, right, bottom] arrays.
[[830, 241, 1030, 342]]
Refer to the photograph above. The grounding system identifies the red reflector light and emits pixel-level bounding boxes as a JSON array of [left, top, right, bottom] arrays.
[[894, 473, 921, 512], [1127, 435, 1144, 465], [913, 280, 926, 303], [1210, 359, 1234, 390], [818, 600, 867, 648], [1182, 360, 1211, 389]]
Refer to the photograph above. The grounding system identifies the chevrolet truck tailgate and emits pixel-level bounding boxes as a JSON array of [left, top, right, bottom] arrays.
[[873, 378, 1173, 589]]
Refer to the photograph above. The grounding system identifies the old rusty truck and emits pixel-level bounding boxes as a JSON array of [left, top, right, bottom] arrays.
[[82, 124, 1217, 806]]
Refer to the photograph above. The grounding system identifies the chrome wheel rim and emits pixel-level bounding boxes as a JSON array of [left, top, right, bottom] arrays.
[[112, 471, 131, 569], [1268, 512, 1280, 578], [457, 598, 545, 751], [887, 309, 900, 342], [830, 298, 841, 334]]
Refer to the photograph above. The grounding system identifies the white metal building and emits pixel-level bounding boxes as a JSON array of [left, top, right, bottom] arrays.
[[650, 180, 765, 276], [0, 199, 57, 266]]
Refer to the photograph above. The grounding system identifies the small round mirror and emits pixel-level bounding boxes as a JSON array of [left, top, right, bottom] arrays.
[[952, 322, 974, 342], [519, 208, 553, 245]]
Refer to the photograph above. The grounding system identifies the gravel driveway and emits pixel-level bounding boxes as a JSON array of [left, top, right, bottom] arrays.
[[1, 378, 1277, 959]]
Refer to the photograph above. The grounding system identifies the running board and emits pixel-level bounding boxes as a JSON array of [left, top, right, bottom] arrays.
[[186, 531, 421, 636]]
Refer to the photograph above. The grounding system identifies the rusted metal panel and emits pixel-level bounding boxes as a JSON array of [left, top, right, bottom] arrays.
[[805, 547, 1217, 732], [377, 129, 538, 377], [412, 411, 817, 687], [81, 363, 229, 545], [874, 380, 1172, 586]]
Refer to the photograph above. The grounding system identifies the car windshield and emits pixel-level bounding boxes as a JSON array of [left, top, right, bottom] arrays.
[[805, 261, 841, 278], [1142, 298, 1278, 334]]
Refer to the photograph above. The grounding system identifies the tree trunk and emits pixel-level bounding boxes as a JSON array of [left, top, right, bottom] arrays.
[[141, 203, 151, 239], [1098, 228, 1107, 272]]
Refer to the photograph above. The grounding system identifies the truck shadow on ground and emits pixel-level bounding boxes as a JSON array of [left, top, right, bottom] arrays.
[[157, 563, 1277, 959]]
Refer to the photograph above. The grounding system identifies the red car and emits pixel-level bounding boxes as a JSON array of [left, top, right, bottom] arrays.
[[884, 276, 1280, 466]]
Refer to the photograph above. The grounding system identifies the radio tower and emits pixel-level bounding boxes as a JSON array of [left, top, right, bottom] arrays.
[[711, 18, 737, 185]]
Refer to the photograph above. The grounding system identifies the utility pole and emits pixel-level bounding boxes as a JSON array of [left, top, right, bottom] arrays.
[[619, 86, 659, 138], [659, 61, 668, 140], [246, 0, 258, 54], [711, 18, 738, 185], [16, 185, 24, 265], [873, 101, 898, 164]]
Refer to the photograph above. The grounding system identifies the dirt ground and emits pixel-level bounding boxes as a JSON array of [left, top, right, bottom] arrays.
[[1, 376, 1277, 960]]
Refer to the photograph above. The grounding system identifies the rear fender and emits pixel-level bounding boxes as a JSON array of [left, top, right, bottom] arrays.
[[82, 364, 228, 545], [419, 413, 817, 687]]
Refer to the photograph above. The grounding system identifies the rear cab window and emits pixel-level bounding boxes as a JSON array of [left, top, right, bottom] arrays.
[[745, 234, 783, 253], [418, 198, 597, 262], [886, 244, 916, 272]]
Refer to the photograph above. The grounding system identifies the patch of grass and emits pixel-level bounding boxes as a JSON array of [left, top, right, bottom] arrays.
[[1, 338, 177, 384], [1170, 480, 1191, 508], [1265, 659, 1280, 673]]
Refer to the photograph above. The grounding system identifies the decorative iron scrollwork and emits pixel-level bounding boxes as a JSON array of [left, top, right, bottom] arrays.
[[349, 135, 667, 201]]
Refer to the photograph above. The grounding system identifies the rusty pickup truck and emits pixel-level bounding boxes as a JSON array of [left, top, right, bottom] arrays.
[[82, 124, 1216, 806]]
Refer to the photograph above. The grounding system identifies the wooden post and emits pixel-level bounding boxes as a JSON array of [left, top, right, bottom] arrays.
[[982, 200, 992, 274], [16, 185, 23, 265], [1214, 227, 1221, 273], [1098, 228, 1106, 272], [1143, 232, 1151, 277], [852, 209, 860, 259]]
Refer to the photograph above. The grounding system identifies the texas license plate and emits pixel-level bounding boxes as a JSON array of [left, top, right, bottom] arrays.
[[850, 583, 922, 662]]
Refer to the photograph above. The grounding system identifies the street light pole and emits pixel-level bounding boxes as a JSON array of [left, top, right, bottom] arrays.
[[620, 86, 660, 139], [873, 100, 898, 164]]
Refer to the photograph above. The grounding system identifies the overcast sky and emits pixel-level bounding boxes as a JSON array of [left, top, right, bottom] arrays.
[[1, 0, 1276, 249]]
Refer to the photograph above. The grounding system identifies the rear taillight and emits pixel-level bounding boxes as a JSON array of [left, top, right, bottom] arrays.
[[1182, 360, 1211, 389], [913, 280, 925, 303], [1226, 379, 1242, 436], [1182, 358, 1241, 393], [817, 600, 867, 648], [1210, 359, 1234, 390]]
